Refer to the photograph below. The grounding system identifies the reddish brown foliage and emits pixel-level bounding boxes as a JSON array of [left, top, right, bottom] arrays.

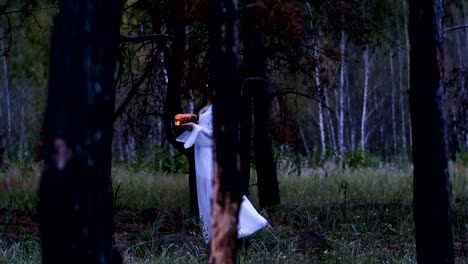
[[257, 0, 305, 44], [187, 0, 209, 23], [270, 95, 298, 144]]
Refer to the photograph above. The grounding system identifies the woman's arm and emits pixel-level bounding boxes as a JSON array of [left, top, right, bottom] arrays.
[[179, 123, 213, 148], [182, 123, 212, 137]]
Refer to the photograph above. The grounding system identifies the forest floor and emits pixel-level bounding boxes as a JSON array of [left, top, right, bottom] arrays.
[[0, 163, 467, 263], [0, 204, 467, 263]]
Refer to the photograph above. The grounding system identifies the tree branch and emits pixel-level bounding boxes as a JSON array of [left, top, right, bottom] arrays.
[[270, 88, 335, 113], [113, 49, 161, 121], [120, 33, 176, 43], [444, 24, 468, 33]]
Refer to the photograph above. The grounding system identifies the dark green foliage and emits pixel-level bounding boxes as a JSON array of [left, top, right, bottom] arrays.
[[340, 151, 380, 169], [456, 151, 468, 166], [124, 147, 189, 174]]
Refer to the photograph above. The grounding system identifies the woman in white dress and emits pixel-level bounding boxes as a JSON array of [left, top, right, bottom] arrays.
[[176, 102, 268, 244]]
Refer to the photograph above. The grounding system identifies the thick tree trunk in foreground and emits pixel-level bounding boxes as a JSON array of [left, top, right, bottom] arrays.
[[409, 0, 454, 263], [209, 0, 243, 263], [39, 1, 121, 263]]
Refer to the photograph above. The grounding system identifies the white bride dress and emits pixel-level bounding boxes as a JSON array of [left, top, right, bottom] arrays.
[[176, 104, 268, 243]]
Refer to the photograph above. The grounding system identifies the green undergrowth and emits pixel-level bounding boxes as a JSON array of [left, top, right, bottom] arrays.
[[0, 161, 466, 263]]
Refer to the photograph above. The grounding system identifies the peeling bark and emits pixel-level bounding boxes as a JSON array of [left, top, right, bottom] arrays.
[[209, 0, 243, 262]]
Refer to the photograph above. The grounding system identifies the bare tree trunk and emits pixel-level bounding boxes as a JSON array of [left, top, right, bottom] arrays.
[[390, 51, 398, 154], [20, 92, 26, 159], [39, 0, 122, 262], [241, 0, 258, 195], [209, 0, 243, 262], [163, 0, 198, 216], [249, 16, 280, 208], [397, 18, 408, 159], [324, 91, 337, 153], [306, 3, 326, 159], [253, 76, 281, 208], [462, 0, 468, 61], [409, 0, 454, 262], [460, 1, 468, 148], [360, 46, 370, 151], [116, 119, 124, 162], [403, 0, 413, 148], [0, 28, 11, 156], [299, 125, 310, 158], [316, 54, 326, 159], [346, 75, 355, 151], [338, 31, 346, 155], [377, 95, 386, 156]]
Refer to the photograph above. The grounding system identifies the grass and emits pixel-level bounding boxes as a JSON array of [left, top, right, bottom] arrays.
[[0, 161, 467, 263]]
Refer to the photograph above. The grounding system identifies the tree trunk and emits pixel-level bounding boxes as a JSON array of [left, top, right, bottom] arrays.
[[20, 96, 26, 159], [116, 118, 124, 162], [360, 46, 370, 151], [398, 49, 408, 158], [38, 1, 122, 263], [397, 15, 408, 159], [462, 0, 468, 62], [209, 0, 243, 262], [338, 30, 346, 155], [253, 85, 281, 208], [240, 0, 259, 196], [345, 74, 355, 152], [246, 13, 281, 209], [324, 91, 337, 153], [316, 47, 326, 159], [163, 0, 198, 216], [239, 82, 253, 196], [403, 0, 413, 149], [306, 3, 326, 159], [409, 0, 455, 263], [390, 51, 398, 154], [0, 28, 11, 157]]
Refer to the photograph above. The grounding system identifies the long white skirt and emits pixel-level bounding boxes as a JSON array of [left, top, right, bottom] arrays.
[[177, 129, 268, 243]]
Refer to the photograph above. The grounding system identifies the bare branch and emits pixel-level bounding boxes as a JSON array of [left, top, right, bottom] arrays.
[[444, 24, 468, 33], [120, 33, 176, 43], [270, 88, 335, 113]]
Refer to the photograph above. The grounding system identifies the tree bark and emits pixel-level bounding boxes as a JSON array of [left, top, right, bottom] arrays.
[[325, 90, 337, 153], [409, 0, 455, 263], [360, 46, 370, 151], [403, 0, 413, 149], [38, 0, 122, 263], [396, 14, 408, 159], [240, 0, 259, 196], [306, 2, 326, 159], [314, 33, 326, 158], [245, 9, 281, 209], [390, 50, 398, 153], [209, 0, 243, 262], [338, 30, 346, 155], [0, 27, 11, 157], [253, 85, 281, 208], [163, 0, 198, 216]]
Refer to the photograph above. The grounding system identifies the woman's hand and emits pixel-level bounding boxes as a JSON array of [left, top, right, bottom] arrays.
[[181, 122, 195, 132]]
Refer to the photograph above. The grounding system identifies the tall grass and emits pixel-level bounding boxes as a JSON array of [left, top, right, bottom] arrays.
[[112, 168, 189, 210], [0, 161, 466, 263]]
